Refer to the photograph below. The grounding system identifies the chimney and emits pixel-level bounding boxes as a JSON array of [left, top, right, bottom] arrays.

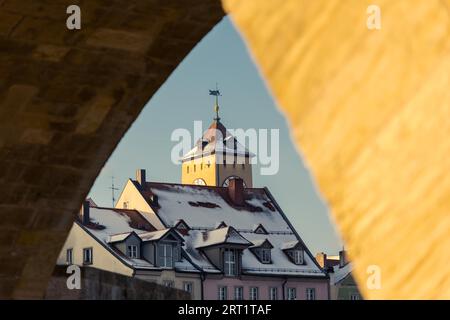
[[136, 169, 146, 186], [315, 252, 327, 268], [228, 178, 244, 205], [339, 249, 347, 268], [80, 200, 90, 225]]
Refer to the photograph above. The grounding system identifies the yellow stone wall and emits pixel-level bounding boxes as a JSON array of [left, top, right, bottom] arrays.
[[182, 154, 253, 187], [181, 154, 217, 186], [224, 0, 450, 299]]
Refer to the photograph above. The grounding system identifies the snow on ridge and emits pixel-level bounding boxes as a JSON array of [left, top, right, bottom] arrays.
[[149, 184, 291, 232]]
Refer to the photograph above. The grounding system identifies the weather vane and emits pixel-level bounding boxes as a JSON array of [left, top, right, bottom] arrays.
[[209, 83, 221, 121]]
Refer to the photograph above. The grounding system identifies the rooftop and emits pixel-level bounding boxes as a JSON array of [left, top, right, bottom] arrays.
[[133, 181, 326, 276], [181, 120, 254, 161]]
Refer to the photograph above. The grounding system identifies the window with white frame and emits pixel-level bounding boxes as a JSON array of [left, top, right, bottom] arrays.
[[183, 282, 193, 294], [158, 243, 173, 267], [350, 293, 361, 300], [66, 248, 73, 265], [287, 287, 297, 300], [306, 288, 316, 300], [127, 245, 138, 258], [218, 286, 228, 300], [234, 286, 243, 300], [269, 287, 278, 300], [261, 248, 271, 263], [223, 249, 236, 276], [288, 249, 304, 265], [249, 287, 259, 300], [83, 247, 92, 265]]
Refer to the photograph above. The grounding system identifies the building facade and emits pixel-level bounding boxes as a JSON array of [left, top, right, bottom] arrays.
[[57, 203, 203, 299], [58, 115, 329, 300]]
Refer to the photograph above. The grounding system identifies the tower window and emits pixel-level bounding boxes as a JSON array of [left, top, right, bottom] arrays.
[[187, 166, 189, 174], [193, 178, 206, 186], [194, 164, 196, 172], [242, 164, 245, 169], [201, 163, 203, 170]]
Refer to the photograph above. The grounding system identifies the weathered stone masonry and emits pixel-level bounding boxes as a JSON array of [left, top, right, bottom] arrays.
[[0, 0, 224, 299]]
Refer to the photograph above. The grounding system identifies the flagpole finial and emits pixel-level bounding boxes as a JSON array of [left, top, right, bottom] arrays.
[[209, 84, 221, 121]]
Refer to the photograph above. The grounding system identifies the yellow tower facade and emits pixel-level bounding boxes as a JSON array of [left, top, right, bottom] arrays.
[[181, 119, 254, 187]]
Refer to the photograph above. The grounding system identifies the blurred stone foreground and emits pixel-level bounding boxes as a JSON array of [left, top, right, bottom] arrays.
[[224, 0, 450, 299]]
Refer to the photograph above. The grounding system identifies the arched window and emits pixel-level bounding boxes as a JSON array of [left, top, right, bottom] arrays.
[[222, 176, 247, 188], [193, 178, 206, 186]]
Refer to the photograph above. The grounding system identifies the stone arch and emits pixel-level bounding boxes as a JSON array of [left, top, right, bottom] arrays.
[[0, 0, 224, 298]]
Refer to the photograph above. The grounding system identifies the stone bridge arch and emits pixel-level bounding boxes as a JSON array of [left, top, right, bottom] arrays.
[[2, 0, 450, 300], [0, 0, 224, 298]]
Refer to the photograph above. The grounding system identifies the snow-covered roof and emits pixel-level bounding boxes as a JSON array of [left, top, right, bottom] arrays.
[[196, 226, 253, 249], [330, 263, 353, 284], [108, 231, 136, 243], [181, 120, 255, 161], [280, 240, 300, 250], [250, 239, 273, 248], [139, 229, 170, 242], [137, 182, 325, 277]]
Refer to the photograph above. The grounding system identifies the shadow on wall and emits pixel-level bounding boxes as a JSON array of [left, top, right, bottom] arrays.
[[45, 266, 190, 300]]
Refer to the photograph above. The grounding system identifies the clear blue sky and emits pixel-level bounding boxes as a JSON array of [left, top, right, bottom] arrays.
[[89, 16, 343, 255]]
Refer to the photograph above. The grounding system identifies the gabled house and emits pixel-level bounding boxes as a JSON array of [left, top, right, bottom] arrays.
[[115, 169, 329, 300], [60, 112, 329, 300], [56, 204, 201, 299]]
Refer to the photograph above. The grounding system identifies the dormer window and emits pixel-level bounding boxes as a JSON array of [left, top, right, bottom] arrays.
[[282, 241, 305, 265], [224, 249, 237, 276], [253, 223, 268, 235], [127, 245, 138, 258], [174, 219, 191, 235], [196, 226, 251, 277], [158, 243, 173, 268], [139, 228, 184, 268], [289, 249, 304, 265], [249, 239, 273, 264], [261, 248, 271, 263]]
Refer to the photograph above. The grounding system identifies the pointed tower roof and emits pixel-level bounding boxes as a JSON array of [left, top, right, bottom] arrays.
[[181, 119, 255, 161]]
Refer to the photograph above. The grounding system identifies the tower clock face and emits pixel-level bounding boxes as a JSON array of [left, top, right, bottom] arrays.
[[193, 178, 206, 186], [222, 176, 246, 188]]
